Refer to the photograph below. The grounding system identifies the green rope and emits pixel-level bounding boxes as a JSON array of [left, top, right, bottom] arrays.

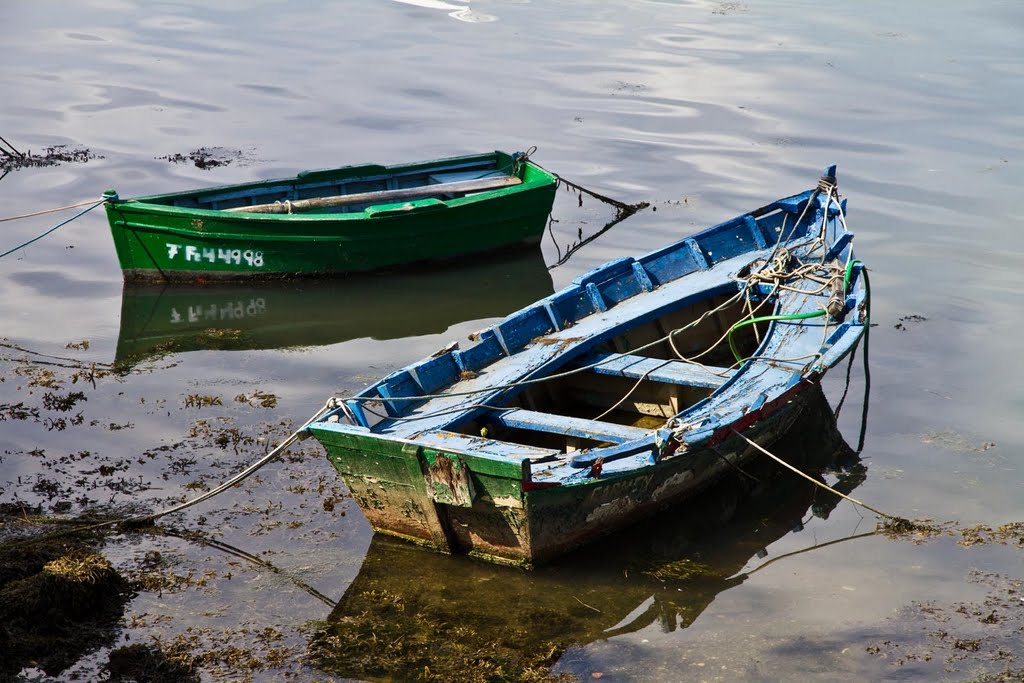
[[0, 199, 105, 258], [855, 267, 870, 453], [727, 310, 827, 363], [844, 258, 861, 292]]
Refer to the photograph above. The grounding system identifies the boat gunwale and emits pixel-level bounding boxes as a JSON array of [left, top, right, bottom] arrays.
[[312, 224, 866, 478], [342, 187, 822, 408], [105, 153, 557, 222], [312, 266, 866, 473]]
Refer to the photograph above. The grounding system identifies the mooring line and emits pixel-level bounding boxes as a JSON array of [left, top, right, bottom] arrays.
[[0, 134, 24, 158], [553, 173, 650, 215], [160, 527, 337, 609], [732, 428, 898, 520], [0, 199, 105, 259], [729, 529, 878, 580], [547, 206, 643, 270], [1, 400, 335, 550], [120, 399, 335, 527], [0, 198, 103, 223]]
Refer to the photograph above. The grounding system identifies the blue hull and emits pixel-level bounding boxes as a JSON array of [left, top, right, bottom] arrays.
[[308, 166, 869, 566]]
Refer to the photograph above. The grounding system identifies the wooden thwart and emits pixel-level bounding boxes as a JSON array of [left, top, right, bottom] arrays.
[[576, 351, 735, 389], [223, 175, 522, 214], [490, 408, 649, 444]]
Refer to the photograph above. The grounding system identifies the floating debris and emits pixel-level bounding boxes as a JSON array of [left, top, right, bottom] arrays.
[[921, 429, 996, 453], [864, 569, 1024, 678], [0, 144, 102, 172], [157, 147, 252, 170], [894, 314, 927, 331], [876, 517, 955, 543]]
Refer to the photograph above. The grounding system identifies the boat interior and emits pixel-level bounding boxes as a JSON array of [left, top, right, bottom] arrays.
[[149, 153, 521, 213], [331, 184, 845, 458], [382, 292, 772, 455]]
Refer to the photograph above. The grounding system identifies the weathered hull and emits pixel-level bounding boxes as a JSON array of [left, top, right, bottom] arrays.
[[307, 166, 868, 568], [314, 381, 812, 567], [313, 390, 862, 680], [104, 152, 557, 281]]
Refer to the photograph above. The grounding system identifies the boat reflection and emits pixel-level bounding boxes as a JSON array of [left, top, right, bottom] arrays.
[[114, 246, 553, 366], [309, 385, 867, 680]]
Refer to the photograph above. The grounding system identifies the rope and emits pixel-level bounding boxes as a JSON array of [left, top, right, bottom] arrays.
[[121, 399, 334, 526], [2, 400, 335, 549], [732, 530, 877, 580], [726, 310, 827, 363], [0, 134, 24, 158], [854, 268, 871, 453], [0, 198, 103, 222], [731, 428, 897, 520], [0, 199, 105, 259], [553, 173, 649, 215]]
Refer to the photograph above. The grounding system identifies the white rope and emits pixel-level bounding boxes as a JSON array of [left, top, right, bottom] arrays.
[[0, 198, 101, 222], [732, 428, 895, 519], [124, 399, 335, 525]]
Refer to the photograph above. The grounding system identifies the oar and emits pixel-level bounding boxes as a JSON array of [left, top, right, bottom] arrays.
[[223, 175, 522, 214]]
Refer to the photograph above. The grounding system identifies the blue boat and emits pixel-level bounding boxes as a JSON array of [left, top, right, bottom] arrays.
[[307, 166, 869, 567]]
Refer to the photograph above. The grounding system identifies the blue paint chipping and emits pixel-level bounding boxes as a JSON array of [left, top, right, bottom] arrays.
[[684, 238, 710, 270], [574, 351, 734, 388], [307, 166, 869, 564]]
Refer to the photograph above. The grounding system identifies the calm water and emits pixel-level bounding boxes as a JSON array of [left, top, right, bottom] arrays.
[[2, 1, 1023, 680]]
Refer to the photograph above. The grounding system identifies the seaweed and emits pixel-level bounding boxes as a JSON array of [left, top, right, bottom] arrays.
[[0, 533, 130, 678]]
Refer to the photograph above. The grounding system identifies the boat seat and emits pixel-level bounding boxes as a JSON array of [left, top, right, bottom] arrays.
[[489, 408, 649, 444], [573, 351, 735, 389], [428, 170, 498, 185], [414, 429, 560, 463]]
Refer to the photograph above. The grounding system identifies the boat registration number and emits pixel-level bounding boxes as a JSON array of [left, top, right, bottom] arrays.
[[166, 243, 265, 267]]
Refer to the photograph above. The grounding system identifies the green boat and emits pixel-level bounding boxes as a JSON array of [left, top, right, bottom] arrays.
[[103, 150, 557, 282]]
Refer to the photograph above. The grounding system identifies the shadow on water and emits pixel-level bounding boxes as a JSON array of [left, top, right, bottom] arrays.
[[309, 384, 867, 681], [114, 246, 553, 366]]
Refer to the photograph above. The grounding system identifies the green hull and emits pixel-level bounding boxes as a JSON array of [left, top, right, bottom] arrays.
[[310, 382, 813, 568], [313, 395, 860, 678], [104, 151, 557, 282]]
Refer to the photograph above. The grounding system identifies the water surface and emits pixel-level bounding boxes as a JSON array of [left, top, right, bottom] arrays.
[[2, 1, 1023, 680]]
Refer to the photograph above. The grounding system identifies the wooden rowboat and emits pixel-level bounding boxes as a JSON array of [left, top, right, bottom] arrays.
[[103, 150, 557, 281], [306, 166, 869, 567], [312, 387, 864, 678]]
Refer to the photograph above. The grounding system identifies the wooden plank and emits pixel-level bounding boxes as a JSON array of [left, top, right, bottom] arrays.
[[223, 175, 522, 214], [414, 430, 560, 465], [489, 408, 649, 444], [376, 257, 743, 437], [575, 351, 734, 389]]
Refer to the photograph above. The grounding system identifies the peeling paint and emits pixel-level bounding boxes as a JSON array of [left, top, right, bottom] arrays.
[[651, 468, 695, 502]]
